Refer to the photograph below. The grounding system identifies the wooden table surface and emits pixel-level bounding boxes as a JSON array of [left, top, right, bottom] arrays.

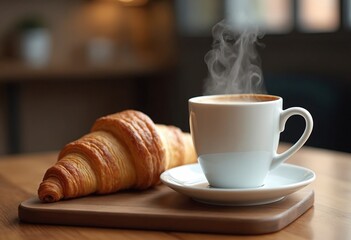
[[1, 145, 351, 240]]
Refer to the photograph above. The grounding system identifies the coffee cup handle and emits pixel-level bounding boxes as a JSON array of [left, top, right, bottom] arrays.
[[270, 107, 313, 170]]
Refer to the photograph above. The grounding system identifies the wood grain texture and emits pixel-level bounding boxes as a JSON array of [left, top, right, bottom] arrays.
[[18, 186, 314, 235], [1, 145, 351, 239]]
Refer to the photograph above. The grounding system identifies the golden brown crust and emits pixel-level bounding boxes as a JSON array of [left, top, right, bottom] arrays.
[[38, 110, 196, 203], [156, 124, 184, 169], [91, 110, 166, 189], [38, 177, 63, 203]]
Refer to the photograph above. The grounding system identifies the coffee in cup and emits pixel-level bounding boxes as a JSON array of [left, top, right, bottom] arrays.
[[189, 94, 313, 188]]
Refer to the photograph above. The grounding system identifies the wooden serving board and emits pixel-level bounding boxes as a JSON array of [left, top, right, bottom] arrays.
[[19, 185, 314, 235]]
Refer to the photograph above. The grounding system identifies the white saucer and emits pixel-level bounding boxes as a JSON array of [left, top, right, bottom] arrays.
[[160, 163, 315, 206]]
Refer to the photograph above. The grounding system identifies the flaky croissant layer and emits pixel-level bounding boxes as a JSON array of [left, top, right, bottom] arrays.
[[38, 110, 197, 203]]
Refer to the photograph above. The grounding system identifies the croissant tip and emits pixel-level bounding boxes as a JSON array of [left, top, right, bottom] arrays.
[[41, 195, 55, 203], [38, 178, 64, 203]]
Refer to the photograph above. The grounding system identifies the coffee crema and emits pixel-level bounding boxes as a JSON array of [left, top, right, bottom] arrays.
[[192, 94, 279, 104]]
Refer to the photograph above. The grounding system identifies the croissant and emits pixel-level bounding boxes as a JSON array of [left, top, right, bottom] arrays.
[[38, 110, 196, 203]]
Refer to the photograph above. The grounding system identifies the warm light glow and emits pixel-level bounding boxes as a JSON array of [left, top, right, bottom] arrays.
[[298, 0, 339, 32], [264, 0, 293, 32], [117, 0, 148, 7], [81, 2, 120, 36]]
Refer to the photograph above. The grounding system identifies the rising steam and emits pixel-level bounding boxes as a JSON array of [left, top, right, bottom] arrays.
[[204, 20, 266, 95]]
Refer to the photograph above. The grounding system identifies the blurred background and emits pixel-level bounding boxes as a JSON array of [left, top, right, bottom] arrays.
[[0, 0, 350, 155]]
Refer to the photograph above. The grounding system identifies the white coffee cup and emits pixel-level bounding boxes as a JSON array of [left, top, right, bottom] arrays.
[[189, 94, 313, 188]]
